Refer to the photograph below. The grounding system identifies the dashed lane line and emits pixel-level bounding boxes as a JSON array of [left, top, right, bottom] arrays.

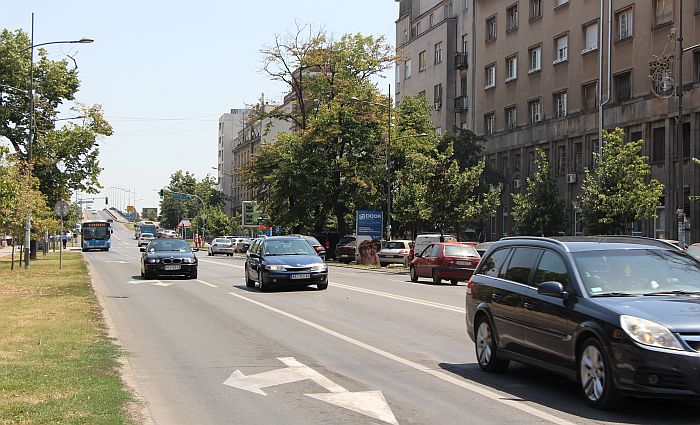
[[330, 282, 465, 314]]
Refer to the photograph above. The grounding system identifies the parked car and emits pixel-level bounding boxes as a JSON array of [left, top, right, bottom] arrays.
[[467, 235, 700, 408], [686, 243, 700, 261], [208, 238, 234, 256], [378, 240, 413, 267], [408, 234, 457, 264], [231, 238, 252, 253], [294, 235, 326, 259], [244, 236, 328, 292], [138, 232, 155, 247], [410, 242, 480, 284], [336, 240, 357, 263], [140, 239, 198, 279]]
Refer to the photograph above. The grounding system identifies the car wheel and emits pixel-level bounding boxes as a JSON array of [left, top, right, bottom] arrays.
[[140, 265, 145, 278], [475, 316, 510, 372], [409, 266, 418, 282], [380, 262, 387, 267], [258, 271, 270, 292], [578, 337, 622, 409], [317, 280, 328, 290], [450, 279, 458, 285], [432, 269, 442, 285], [244, 265, 255, 288], [208, 250, 212, 256]]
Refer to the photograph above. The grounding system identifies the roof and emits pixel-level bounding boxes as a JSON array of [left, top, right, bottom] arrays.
[[496, 235, 683, 253]]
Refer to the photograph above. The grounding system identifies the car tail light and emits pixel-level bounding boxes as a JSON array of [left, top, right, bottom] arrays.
[[466, 277, 474, 295], [398, 250, 409, 254]]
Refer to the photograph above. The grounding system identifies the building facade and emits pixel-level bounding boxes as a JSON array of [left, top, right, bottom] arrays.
[[396, 0, 700, 243], [218, 109, 248, 215]]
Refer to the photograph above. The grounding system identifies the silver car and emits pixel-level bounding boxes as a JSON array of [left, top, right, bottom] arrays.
[[208, 238, 233, 256], [377, 240, 413, 267]]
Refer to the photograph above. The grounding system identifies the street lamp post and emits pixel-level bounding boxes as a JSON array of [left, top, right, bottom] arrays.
[[22, 12, 93, 269]]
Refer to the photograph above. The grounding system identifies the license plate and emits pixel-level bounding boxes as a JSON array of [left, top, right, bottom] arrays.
[[455, 261, 467, 266], [164, 265, 181, 271], [290, 273, 310, 280], [392, 255, 403, 258]]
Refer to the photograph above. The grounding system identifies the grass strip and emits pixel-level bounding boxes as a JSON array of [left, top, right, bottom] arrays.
[[0, 252, 136, 424]]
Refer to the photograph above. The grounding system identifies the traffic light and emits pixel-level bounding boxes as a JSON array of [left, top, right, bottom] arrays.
[[159, 189, 164, 199], [105, 197, 108, 205]]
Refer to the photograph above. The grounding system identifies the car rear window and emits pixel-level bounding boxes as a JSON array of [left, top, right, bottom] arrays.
[[337, 237, 355, 246], [215, 238, 230, 243], [385, 241, 408, 250], [503, 247, 541, 285], [141, 233, 153, 237], [444, 245, 478, 258], [304, 236, 321, 246]]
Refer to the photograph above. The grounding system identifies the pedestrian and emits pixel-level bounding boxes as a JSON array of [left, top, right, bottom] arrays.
[[61, 232, 68, 249]]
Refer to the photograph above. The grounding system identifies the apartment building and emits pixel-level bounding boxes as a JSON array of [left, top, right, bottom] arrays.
[[396, 0, 700, 243], [218, 109, 248, 215], [231, 96, 293, 213]]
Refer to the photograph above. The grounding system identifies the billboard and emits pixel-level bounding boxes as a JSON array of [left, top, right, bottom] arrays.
[[356, 210, 383, 239], [242, 201, 258, 226], [141, 208, 158, 221]]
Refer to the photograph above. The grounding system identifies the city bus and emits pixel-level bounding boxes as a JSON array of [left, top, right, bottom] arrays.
[[81, 220, 112, 251], [134, 220, 157, 239]]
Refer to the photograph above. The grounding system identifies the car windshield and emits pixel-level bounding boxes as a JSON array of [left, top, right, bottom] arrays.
[[82, 227, 109, 240], [687, 245, 700, 259], [444, 245, 479, 258], [384, 241, 407, 250], [573, 249, 700, 296], [148, 240, 192, 252], [264, 239, 318, 256], [215, 238, 230, 243]]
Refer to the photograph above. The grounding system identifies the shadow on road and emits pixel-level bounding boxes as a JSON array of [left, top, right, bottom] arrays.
[[439, 362, 700, 424], [231, 283, 325, 293]]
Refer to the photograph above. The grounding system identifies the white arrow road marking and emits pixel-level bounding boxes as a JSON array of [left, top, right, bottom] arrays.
[[223, 357, 398, 424], [196, 279, 218, 288], [105, 260, 130, 264], [125, 280, 173, 287]]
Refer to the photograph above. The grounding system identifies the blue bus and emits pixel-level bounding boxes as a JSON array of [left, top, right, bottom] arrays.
[[82, 220, 112, 251], [134, 220, 157, 239]]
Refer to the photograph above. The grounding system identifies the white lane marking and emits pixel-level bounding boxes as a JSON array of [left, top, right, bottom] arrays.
[[330, 282, 465, 314], [197, 279, 218, 288], [227, 291, 576, 425], [224, 357, 397, 425], [126, 279, 172, 287], [199, 259, 244, 269]]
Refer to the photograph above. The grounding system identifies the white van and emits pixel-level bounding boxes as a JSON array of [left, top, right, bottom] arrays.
[[413, 234, 457, 258]]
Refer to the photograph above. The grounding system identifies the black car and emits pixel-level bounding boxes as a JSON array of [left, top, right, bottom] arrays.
[[140, 239, 198, 279], [466, 236, 700, 408], [245, 236, 328, 292]]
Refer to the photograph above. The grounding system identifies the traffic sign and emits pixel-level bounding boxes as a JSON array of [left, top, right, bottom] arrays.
[[172, 194, 192, 201], [54, 200, 71, 217]]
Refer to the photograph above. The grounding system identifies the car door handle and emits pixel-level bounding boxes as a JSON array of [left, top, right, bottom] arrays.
[[524, 302, 535, 310], [491, 293, 502, 302]]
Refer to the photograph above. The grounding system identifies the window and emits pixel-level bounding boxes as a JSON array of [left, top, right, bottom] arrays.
[[403, 29, 409, 43], [462, 34, 469, 52], [696, 0, 700, 13], [554, 91, 567, 118], [429, 12, 435, 27], [486, 16, 497, 41], [574, 142, 583, 171], [404, 59, 412, 79], [506, 106, 517, 130], [554, 34, 568, 63], [655, 199, 666, 239], [433, 84, 443, 109], [506, 4, 518, 31], [506, 55, 517, 80], [528, 150, 536, 175], [485, 64, 496, 88], [683, 122, 691, 159], [530, 0, 542, 20], [616, 8, 633, 40], [529, 45, 541, 72], [503, 247, 541, 285], [484, 112, 495, 135], [582, 82, 597, 112], [395, 66, 400, 92], [652, 126, 665, 162], [591, 139, 599, 167], [555, 0, 569, 7], [434, 42, 443, 64], [533, 251, 569, 287], [460, 76, 468, 96], [444, 2, 453, 18], [654, 0, 673, 26], [582, 22, 598, 53], [419, 51, 426, 72], [614, 71, 631, 101], [479, 248, 511, 277], [695, 51, 700, 83], [557, 144, 566, 174], [529, 98, 542, 123]]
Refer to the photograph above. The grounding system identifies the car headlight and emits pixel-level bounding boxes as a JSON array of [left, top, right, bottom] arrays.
[[265, 264, 286, 271], [309, 263, 327, 272], [620, 315, 684, 351], [147, 258, 160, 264], [182, 257, 196, 264]]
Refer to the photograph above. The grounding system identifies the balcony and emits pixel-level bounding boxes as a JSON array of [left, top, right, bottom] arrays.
[[454, 96, 469, 112], [454, 52, 468, 70]]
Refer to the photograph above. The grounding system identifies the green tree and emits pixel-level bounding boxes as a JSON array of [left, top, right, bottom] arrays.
[[511, 149, 567, 236], [0, 29, 111, 206], [159, 171, 199, 230], [579, 128, 663, 235]]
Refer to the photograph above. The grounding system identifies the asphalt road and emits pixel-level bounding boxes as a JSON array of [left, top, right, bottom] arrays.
[[85, 211, 700, 425]]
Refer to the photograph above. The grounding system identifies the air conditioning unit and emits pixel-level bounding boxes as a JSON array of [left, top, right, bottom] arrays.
[[567, 173, 577, 184], [513, 179, 521, 189], [434, 101, 442, 111]]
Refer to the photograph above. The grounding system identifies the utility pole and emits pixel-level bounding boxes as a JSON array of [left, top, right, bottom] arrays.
[[676, 0, 686, 245]]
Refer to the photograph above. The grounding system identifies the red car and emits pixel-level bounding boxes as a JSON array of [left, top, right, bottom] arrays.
[[409, 242, 480, 285]]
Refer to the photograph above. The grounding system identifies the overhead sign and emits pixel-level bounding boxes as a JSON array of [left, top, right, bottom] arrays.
[[356, 210, 383, 239], [172, 193, 192, 201], [242, 201, 257, 226], [224, 357, 397, 424]]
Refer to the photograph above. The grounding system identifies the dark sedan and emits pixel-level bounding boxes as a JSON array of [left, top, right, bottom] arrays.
[[466, 236, 700, 408], [245, 236, 328, 292], [140, 239, 198, 279]]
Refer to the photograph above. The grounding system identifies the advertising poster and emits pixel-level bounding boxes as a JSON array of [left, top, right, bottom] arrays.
[[355, 210, 383, 265]]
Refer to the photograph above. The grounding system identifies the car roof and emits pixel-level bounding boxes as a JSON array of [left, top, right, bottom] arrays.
[[494, 235, 683, 253]]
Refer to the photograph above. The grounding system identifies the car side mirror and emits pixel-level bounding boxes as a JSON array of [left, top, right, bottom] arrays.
[[537, 281, 570, 300], [139, 247, 146, 252]]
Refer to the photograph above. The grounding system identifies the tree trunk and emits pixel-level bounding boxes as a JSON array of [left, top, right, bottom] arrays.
[[10, 238, 15, 271]]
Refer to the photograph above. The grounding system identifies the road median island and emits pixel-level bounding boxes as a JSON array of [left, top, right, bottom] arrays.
[[0, 252, 137, 424]]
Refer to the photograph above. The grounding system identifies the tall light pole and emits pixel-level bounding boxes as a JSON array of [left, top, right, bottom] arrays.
[[23, 12, 93, 269]]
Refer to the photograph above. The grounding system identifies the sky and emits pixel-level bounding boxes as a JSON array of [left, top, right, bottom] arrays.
[[2, 0, 399, 213]]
